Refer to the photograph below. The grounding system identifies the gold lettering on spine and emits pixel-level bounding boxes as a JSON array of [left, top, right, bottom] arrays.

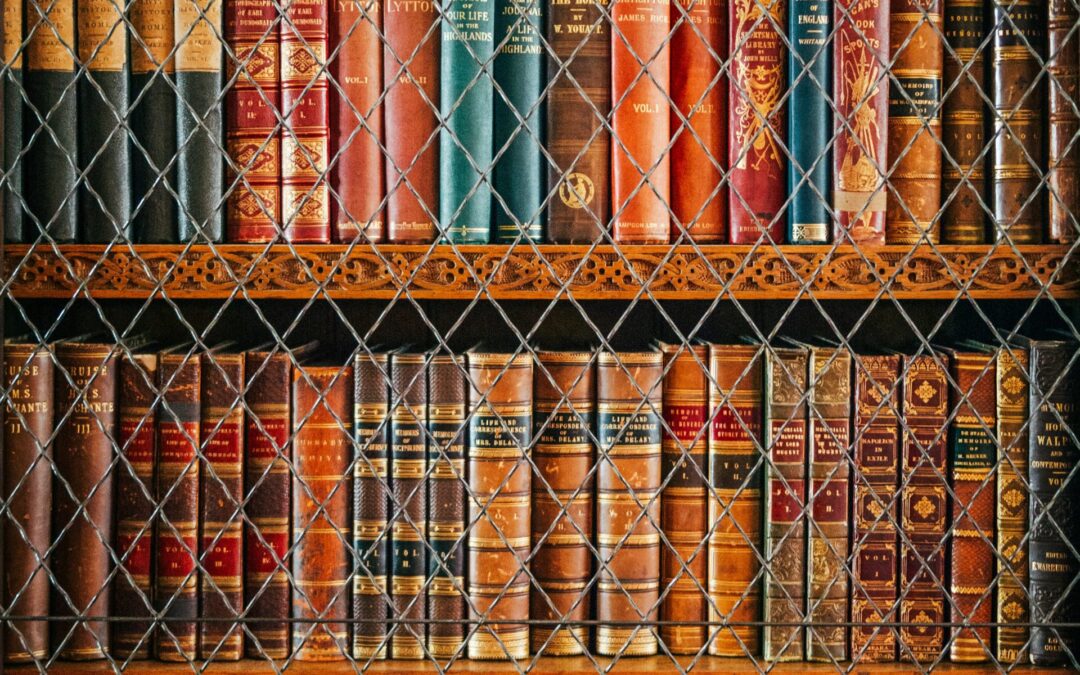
[[27, 0, 75, 71], [176, 0, 223, 72], [131, 0, 175, 73], [78, 0, 127, 71], [4, 0, 23, 68]]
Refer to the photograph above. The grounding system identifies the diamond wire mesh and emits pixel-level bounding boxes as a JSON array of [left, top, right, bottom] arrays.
[[0, 0, 1078, 671]]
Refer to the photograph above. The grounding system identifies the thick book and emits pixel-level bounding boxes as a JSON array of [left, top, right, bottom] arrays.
[[706, 344, 763, 657], [3, 0, 24, 241], [886, 0, 943, 244], [596, 351, 663, 657], [2, 345, 53, 663], [531, 351, 594, 656], [788, 0, 831, 244], [291, 365, 353, 661], [729, 0, 787, 244], [1048, 0, 1079, 243], [611, 0, 670, 244], [659, 344, 708, 654], [466, 352, 532, 660]]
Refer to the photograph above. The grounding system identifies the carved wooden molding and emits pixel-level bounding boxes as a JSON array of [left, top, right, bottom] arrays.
[[3, 244, 1077, 300]]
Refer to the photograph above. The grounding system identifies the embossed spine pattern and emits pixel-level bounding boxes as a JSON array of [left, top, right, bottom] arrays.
[[531, 351, 594, 655], [596, 351, 663, 657], [788, 0, 831, 243], [1048, 0, 1079, 243], [3, 0, 24, 241]]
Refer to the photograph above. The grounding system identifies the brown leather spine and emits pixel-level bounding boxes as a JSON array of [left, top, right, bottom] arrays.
[[531, 351, 594, 656], [51, 343, 118, 660], [1048, 0, 1079, 243], [3, 345, 53, 663], [659, 344, 708, 654], [596, 351, 663, 657], [466, 352, 532, 660], [291, 365, 352, 660], [198, 353, 245, 660]]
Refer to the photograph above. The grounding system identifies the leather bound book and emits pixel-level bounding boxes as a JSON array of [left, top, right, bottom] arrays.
[[531, 351, 594, 656], [850, 354, 901, 663], [3, 0, 24, 242], [466, 352, 532, 660], [596, 351, 663, 657], [762, 347, 808, 661], [2, 345, 53, 662], [427, 354, 467, 658], [659, 344, 708, 654], [899, 353, 949, 663], [1048, 0, 1079, 243], [51, 342, 118, 660], [991, 0, 1044, 244], [546, 0, 609, 243], [197, 353, 245, 660], [292, 365, 353, 661], [612, 0, 670, 244], [330, 0, 384, 243], [788, 0, 831, 244], [728, 0, 787, 244], [706, 344, 763, 657], [886, 0, 943, 244], [383, 0, 438, 243], [225, 0, 282, 242], [1028, 340, 1080, 665]]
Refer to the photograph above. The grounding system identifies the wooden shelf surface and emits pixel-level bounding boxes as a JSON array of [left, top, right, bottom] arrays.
[[2, 244, 1076, 301]]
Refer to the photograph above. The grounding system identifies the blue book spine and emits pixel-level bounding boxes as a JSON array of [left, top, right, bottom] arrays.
[[788, 0, 832, 243]]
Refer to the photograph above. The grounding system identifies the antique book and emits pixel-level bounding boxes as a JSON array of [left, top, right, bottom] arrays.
[[833, 0, 888, 245], [612, 0, 671, 244], [850, 354, 901, 662], [292, 364, 353, 661], [440, 0, 495, 243], [225, 0, 282, 242], [466, 352, 532, 660], [197, 352, 245, 660], [762, 346, 809, 661], [991, 0, 1044, 243], [426, 354, 468, 658], [596, 351, 663, 657], [729, 0, 787, 243], [788, 0, 831, 244], [659, 344, 708, 654], [3, 0, 23, 241], [531, 350, 594, 656], [707, 343, 763, 657], [493, 0, 545, 243], [2, 344, 54, 662], [886, 0, 943, 244], [899, 353, 949, 663], [546, 0, 609, 243], [1028, 339, 1080, 665], [383, 0, 438, 243], [1048, 0, 1079, 243], [330, 0, 384, 243], [941, 0, 987, 244]]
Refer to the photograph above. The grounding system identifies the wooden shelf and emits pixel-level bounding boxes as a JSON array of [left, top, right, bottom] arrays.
[[3, 244, 1076, 301]]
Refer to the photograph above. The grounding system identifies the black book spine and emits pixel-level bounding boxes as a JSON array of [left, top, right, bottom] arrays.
[[3, 0, 24, 241]]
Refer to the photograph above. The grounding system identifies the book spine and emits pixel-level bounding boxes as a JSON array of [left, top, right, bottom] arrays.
[[466, 352, 532, 660], [788, 0, 831, 244], [3, 0, 24, 241], [176, 0, 225, 242], [807, 349, 850, 661], [225, 0, 282, 242], [440, 0, 495, 243], [426, 355, 467, 658], [545, 0, 609, 243], [113, 354, 158, 660], [595, 351, 663, 657], [947, 352, 996, 663], [2, 346, 53, 662], [611, 0, 670, 244], [330, 0, 384, 243], [291, 365, 352, 660], [659, 345, 708, 654], [763, 347, 808, 661], [1048, 0, 1079, 243], [531, 351, 593, 656], [383, 0, 438, 243], [197, 353, 245, 660], [886, 0, 943, 244], [706, 344, 763, 657], [729, 0, 787, 244], [493, 0, 544, 243], [24, 0, 77, 242], [155, 352, 201, 662]]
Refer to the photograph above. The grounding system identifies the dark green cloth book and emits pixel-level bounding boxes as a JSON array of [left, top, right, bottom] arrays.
[[3, 1, 24, 241], [787, 0, 831, 243]]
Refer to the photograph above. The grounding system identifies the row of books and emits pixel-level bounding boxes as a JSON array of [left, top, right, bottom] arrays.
[[2, 339, 1078, 665], [4, 0, 1078, 246]]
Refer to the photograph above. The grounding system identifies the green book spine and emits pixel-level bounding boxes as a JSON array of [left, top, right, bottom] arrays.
[[3, 0, 24, 241]]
